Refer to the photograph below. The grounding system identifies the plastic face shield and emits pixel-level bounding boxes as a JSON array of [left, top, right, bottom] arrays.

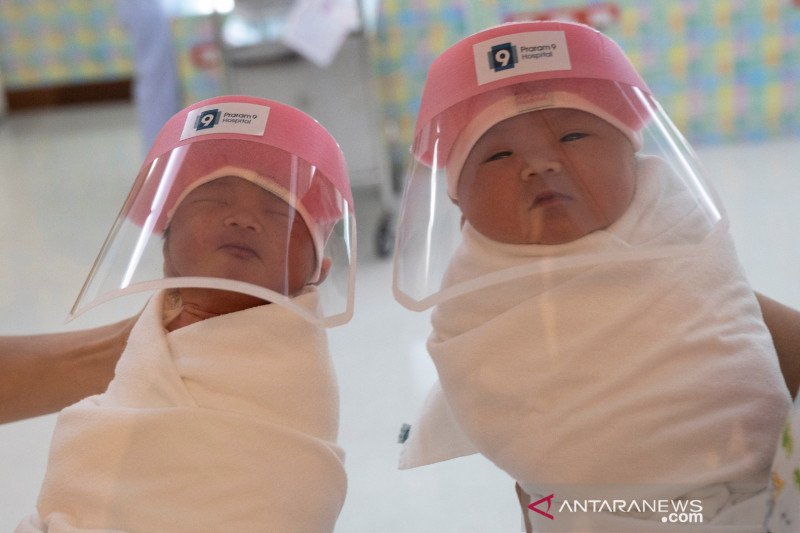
[[392, 80, 725, 312], [71, 100, 356, 327]]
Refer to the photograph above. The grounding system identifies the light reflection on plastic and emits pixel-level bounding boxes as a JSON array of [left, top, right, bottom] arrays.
[[121, 150, 184, 287], [423, 136, 440, 285]]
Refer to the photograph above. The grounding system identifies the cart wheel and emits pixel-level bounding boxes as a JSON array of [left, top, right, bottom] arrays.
[[375, 213, 395, 259]]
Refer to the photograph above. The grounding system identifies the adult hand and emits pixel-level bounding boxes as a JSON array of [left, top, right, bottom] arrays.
[[0, 316, 137, 424]]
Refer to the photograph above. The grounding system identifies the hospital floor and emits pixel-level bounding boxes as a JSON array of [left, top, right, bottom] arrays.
[[0, 101, 798, 532]]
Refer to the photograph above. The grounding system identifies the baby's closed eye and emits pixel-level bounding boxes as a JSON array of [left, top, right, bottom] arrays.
[[485, 150, 513, 162], [192, 198, 229, 206], [262, 208, 292, 219]]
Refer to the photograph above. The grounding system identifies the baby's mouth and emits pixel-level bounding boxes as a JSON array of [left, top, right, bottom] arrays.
[[531, 191, 572, 208], [220, 243, 260, 259]]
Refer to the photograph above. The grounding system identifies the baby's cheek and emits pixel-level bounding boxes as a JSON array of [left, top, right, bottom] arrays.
[[169, 228, 212, 270]]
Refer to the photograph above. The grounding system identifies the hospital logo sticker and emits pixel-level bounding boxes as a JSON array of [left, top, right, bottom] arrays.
[[473, 31, 571, 86], [180, 102, 270, 140]]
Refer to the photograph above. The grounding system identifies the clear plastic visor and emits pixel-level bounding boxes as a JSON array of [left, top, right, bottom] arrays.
[[393, 83, 725, 311], [70, 141, 356, 327]]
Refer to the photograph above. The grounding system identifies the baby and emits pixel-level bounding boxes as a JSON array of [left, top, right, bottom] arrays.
[[17, 96, 354, 532], [394, 21, 791, 531]]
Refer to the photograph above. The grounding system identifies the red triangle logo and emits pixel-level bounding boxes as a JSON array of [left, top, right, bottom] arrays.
[[528, 493, 555, 520]]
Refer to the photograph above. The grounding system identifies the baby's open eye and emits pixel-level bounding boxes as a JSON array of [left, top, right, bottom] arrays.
[[485, 150, 513, 162], [560, 132, 588, 142]]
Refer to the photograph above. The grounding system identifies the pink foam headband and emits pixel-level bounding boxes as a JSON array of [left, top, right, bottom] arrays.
[[133, 95, 352, 229]]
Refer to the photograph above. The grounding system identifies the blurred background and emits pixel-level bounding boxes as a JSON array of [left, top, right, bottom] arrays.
[[0, 0, 798, 531]]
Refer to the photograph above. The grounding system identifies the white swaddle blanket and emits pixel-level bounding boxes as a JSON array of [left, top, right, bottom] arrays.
[[400, 156, 790, 530], [17, 290, 346, 533]]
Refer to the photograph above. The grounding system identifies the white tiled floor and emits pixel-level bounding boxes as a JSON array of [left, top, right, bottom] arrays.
[[0, 102, 798, 532]]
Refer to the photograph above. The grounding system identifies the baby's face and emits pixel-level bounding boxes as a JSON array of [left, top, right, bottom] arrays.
[[457, 108, 637, 245], [163, 176, 316, 296]]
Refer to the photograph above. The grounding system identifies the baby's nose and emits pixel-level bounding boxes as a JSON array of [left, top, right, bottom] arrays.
[[520, 155, 562, 180], [223, 210, 264, 233]]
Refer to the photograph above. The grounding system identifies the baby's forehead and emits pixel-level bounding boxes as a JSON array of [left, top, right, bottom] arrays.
[[484, 108, 607, 137], [469, 109, 620, 154], [192, 174, 262, 192], [189, 175, 292, 209]]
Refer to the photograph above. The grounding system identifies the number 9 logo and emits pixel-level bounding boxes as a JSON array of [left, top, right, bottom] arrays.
[[495, 49, 511, 67], [488, 43, 517, 72], [195, 109, 221, 131]]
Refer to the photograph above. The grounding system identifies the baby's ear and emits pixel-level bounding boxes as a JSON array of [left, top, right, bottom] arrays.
[[312, 257, 333, 285]]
